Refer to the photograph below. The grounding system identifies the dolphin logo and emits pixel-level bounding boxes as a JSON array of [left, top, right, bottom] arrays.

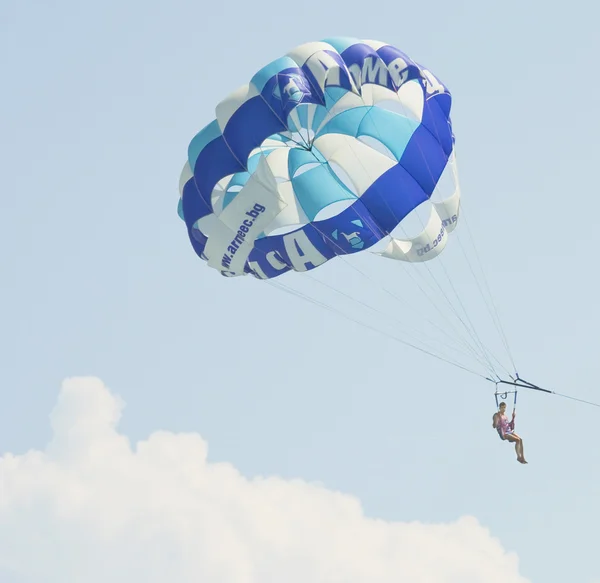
[[332, 220, 366, 250], [273, 73, 310, 104]]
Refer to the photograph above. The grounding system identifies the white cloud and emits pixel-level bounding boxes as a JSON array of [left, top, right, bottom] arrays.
[[0, 377, 530, 583]]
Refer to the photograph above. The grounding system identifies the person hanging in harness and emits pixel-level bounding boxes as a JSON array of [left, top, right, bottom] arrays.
[[493, 401, 527, 464]]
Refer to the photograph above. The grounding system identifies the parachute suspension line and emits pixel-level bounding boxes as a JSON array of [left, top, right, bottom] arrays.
[[330, 255, 494, 373], [317, 83, 502, 378], [321, 211, 493, 372], [326, 113, 502, 380], [329, 191, 494, 374], [330, 212, 497, 373], [390, 91, 517, 379], [397, 259, 510, 379], [246, 89, 489, 376], [314, 85, 479, 370], [390, 86, 518, 378], [339, 95, 505, 378], [302, 268, 492, 371], [363, 117, 508, 380], [268, 83, 498, 377], [272, 272, 489, 376], [290, 156, 498, 375], [240, 100, 486, 373], [265, 277, 488, 379], [437, 199, 516, 377], [419, 250, 513, 379], [274, 212, 494, 375], [314, 157, 499, 379], [255, 86, 312, 151], [404, 255, 507, 379], [451, 198, 518, 375], [241, 79, 505, 382]]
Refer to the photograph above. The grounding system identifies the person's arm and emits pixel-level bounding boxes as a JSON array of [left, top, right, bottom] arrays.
[[495, 414, 506, 437], [492, 413, 499, 428], [508, 410, 516, 430]]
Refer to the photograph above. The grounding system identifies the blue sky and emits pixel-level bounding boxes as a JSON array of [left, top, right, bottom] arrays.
[[2, 0, 599, 582]]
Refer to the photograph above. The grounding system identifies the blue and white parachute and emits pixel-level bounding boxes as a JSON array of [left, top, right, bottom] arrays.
[[178, 37, 461, 280], [177, 37, 523, 384]]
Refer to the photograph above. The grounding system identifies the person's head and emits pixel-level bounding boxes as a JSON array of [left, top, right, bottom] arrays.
[[498, 402, 507, 413]]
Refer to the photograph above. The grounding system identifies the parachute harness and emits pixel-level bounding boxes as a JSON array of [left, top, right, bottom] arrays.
[[487, 374, 600, 410]]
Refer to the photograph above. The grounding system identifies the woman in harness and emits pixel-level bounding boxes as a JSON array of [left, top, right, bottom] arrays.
[[493, 401, 527, 464]]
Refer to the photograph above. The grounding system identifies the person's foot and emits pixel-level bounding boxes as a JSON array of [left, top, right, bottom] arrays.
[[517, 457, 528, 464]]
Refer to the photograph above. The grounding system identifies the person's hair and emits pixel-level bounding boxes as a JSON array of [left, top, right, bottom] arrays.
[[499, 402, 506, 408]]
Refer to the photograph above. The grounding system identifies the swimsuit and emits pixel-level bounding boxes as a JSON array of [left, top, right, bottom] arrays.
[[497, 414, 514, 440]]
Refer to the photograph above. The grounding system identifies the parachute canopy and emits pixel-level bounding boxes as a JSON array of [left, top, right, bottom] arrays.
[[176, 37, 600, 409], [178, 37, 459, 280]]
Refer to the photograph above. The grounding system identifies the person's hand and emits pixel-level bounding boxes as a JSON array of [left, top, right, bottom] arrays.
[[512, 410, 516, 418]]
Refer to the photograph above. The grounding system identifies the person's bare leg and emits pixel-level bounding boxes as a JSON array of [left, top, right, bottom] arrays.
[[506, 434, 527, 463], [518, 438, 527, 463], [512, 434, 527, 463]]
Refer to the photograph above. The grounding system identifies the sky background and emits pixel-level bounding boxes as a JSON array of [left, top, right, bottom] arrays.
[[2, 0, 600, 582]]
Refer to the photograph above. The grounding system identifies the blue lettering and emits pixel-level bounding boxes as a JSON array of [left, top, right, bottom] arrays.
[[221, 203, 266, 269]]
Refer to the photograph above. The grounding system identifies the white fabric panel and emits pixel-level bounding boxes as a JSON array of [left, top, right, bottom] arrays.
[[304, 50, 360, 96], [312, 134, 396, 196], [249, 139, 287, 156], [433, 187, 460, 233], [429, 153, 460, 232], [288, 108, 302, 132], [362, 80, 423, 123], [422, 68, 445, 95], [215, 83, 260, 133], [262, 181, 310, 235], [194, 213, 219, 238], [179, 162, 193, 198], [262, 147, 289, 180], [286, 42, 337, 67], [204, 156, 288, 275], [359, 84, 399, 107], [211, 175, 234, 216], [314, 91, 365, 135], [262, 147, 309, 233], [396, 79, 425, 122], [376, 205, 449, 263], [361, 39, 387, 51], [305, 103, 317, 130], [357, 135, 396, 161]]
